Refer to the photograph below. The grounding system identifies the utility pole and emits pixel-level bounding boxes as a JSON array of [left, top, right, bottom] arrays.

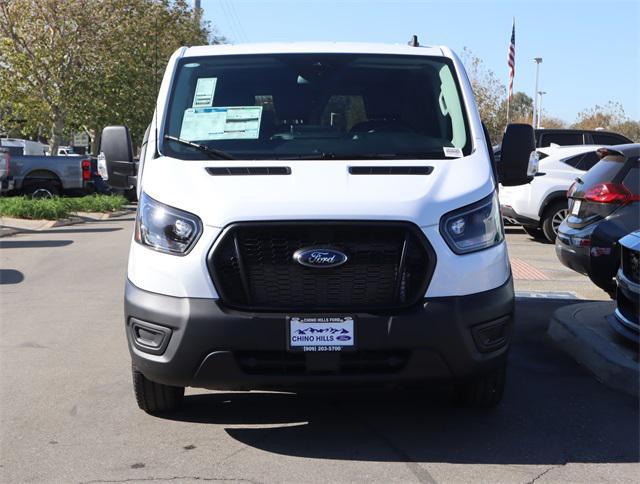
[[193, 0, 202, 27], [537, 91, 547, 128], [532, 57, 542, 128]]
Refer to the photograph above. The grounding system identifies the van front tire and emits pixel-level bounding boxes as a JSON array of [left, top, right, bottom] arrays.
[[132, 364, 184, 413]]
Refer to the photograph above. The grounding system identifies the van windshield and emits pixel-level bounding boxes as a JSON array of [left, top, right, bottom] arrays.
[[162, 53, 471, 160]]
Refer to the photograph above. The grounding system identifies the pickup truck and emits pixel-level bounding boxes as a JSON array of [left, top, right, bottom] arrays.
[[5, 154, 93, 197], [0, 147, 13, 195]]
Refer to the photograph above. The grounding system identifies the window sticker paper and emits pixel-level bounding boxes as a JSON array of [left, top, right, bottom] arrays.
[[179, 106, 263, 141], [179, 108, 227, 141], [192, 77, 217, 107]]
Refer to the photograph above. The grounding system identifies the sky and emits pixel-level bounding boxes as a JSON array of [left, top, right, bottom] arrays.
[[201, 0, 640, 123]]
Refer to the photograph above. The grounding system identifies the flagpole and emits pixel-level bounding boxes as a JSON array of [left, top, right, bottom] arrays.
[[506, 17, 515, 130]]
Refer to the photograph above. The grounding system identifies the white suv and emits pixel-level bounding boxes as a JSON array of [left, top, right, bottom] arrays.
[[500, 145, 602, 242]]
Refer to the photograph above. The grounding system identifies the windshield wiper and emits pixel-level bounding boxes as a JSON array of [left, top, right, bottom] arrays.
[[164, 135, 234, 160]]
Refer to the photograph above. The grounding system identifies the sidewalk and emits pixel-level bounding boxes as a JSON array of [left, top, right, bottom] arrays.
[[549, 301, 639, 397]]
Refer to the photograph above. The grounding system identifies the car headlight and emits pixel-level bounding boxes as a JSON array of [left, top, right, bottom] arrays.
[[441, 192, 504, 254], [135, 192, 202, 255]]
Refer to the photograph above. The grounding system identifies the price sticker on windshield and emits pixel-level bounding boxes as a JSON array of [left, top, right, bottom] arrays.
[[443, 147, 463, 158]]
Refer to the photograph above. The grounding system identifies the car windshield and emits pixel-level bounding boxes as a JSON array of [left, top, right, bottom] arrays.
[[162, 53, 471, 160]]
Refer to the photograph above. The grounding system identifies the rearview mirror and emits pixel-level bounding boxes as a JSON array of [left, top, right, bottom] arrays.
[[99, 126, 136, 189], [498, 123, 537, 186]]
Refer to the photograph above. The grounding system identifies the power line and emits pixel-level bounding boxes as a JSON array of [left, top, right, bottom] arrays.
[[221, 0, 248, 43], [227, 0, 250, 43], [218, 0, 242, 43]]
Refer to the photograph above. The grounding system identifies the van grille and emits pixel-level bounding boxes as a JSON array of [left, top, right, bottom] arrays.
[[208, 222, 435, 311]]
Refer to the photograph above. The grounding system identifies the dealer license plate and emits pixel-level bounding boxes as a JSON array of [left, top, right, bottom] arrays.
[[288, 316, 355, 352], [571, 200, 581, 215]]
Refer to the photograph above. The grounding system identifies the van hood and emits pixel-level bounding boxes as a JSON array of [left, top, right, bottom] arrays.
[[140, 149, 494, 228]]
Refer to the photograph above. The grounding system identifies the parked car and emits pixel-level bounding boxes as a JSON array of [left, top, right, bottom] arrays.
[[0, 147, 14, 195], [556, 144, 640, 295], [493, 128, 632, 162], [500, 145, 603, 242], [608, 231, 640, 343], [6, 153, 94, 197], [57, 146, 81, 156], [0, 137, 48, 156], [536, 129, 632, 148], [100, 42, 539, 413]]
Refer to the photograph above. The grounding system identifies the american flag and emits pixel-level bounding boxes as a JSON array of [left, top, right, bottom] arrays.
[[507, 19, 515, 99]]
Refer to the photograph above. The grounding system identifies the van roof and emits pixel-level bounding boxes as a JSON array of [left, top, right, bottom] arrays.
[[183, 42, 445, 58]]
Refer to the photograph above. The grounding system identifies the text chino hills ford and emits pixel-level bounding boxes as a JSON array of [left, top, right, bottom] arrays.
[[99, 42, 538, 413]]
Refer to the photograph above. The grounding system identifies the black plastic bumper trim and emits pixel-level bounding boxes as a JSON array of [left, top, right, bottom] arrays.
[[124, 276, 514, 390]]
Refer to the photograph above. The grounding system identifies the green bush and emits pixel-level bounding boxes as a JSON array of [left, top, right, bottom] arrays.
[[0, 194, 128, 220]]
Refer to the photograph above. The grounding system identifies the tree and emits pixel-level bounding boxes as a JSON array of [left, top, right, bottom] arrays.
[[0, 0, 219, 154], [0, 0, 100, 152], [499, 91, 533, 124], [461, 48, 506, 143], [572, 101, 627, 131], [572, 101, 639, 142], [538, 114, 566, 129], [613, 120, 640, 142]]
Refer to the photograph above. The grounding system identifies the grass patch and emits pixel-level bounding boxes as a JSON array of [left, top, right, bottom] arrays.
[[0, 194, 128, 220]]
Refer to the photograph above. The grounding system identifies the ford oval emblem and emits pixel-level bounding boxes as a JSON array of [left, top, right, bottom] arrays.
[[293, 248, 348, 268]]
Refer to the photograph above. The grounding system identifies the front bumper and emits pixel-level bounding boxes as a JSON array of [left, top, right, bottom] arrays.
[[0, 177, 14, 194], [500, 204, 539, 227], [609, 269, 640, 343], [125, 277, 515, 390]]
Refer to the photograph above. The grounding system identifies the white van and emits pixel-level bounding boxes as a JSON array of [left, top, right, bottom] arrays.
[[100, 42, 537, 413], [0, 138, 48, 156]]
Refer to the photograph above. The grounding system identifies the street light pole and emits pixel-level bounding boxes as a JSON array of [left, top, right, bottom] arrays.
[[538, 91, 547, 128], [532, 57, 543, 128]]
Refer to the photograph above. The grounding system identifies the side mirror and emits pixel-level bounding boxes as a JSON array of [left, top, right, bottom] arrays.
[[498, 123, 537, 186], [98, 126, 136, 189]]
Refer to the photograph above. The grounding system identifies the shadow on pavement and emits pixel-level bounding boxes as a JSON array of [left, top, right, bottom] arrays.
[[34, 227, 124, 234], [0, 269, 24, 284], [0, 240, 73, 249], [159, 298, 639, 465]]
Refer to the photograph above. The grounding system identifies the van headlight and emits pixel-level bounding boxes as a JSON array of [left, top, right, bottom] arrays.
[[440, 192, 504, 254], [135, 192, 202, 255]]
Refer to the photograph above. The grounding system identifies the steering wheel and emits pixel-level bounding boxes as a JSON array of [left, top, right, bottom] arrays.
[[349, 118, 414, 135]]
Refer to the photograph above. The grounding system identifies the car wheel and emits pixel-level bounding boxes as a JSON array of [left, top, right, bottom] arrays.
[[22, 180, 60, 199], [132, 363, 184, 413], [522, 226, 545, 239], [542, 201, 568, 243], [456, 364, 506, 408]]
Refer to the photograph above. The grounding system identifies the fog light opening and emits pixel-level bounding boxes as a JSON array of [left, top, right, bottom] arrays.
[[129, 318, 172, 355]]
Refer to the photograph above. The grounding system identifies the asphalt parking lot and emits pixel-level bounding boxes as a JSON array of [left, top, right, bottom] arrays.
[[0, 217, 637, 483]]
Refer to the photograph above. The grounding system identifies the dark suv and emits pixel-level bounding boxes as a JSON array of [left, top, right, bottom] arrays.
[[536, 129, 632, 148], [556, 144, 640, 295], [494, 129, 633, 162]]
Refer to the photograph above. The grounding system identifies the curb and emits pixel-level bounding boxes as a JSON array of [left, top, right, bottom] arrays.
[[548, 301, 639, 397], [0, 209, 133, 236]]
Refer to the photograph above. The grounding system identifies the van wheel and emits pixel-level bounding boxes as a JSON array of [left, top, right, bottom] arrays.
[[457, 364, 506, 408], [22, 180, 60, 198], [132, 364, 184, 413], [542, 200, 568, 243], [522, 226, 544, 239]]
